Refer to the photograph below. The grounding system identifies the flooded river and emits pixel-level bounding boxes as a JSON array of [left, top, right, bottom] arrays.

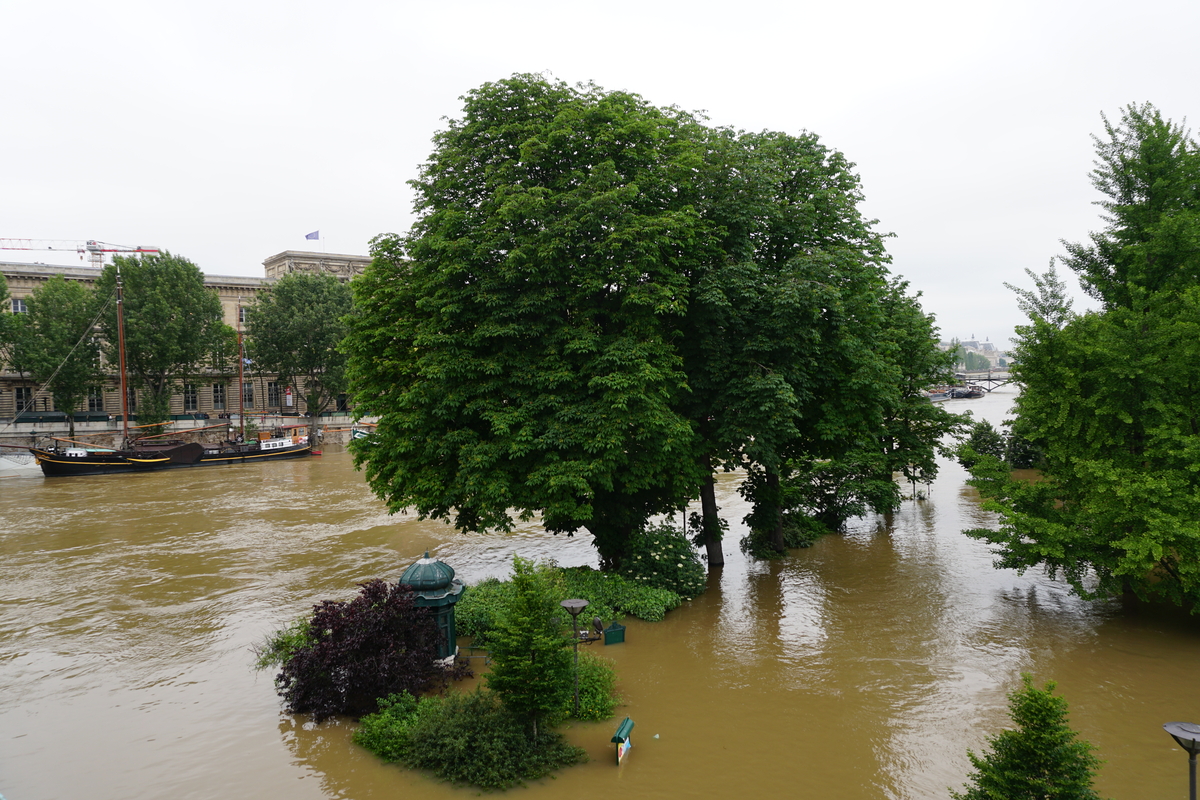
[[3, 386, 1199, 799]]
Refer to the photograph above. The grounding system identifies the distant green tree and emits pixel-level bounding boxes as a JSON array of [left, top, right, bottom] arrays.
[[952, 675, 1106, 800], [483, 556, 573, 738], [246, 272, 352, 442], [963, 351, 991, 370], [1003, 416, 1042, 470], [957, 420, 1006, 470], [18, 276, 103, 437], [96, 253, 226, 432]]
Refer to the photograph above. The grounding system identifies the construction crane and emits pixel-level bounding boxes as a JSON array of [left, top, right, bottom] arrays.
[[0, 239, 160, 267]]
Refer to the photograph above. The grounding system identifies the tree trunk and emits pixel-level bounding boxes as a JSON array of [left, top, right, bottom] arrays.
[[766, 468, 785, 554], [700, 472, 724, 567]]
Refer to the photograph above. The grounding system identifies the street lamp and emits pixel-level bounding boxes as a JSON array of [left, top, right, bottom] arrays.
[[1164, 722, 1200, 800], [559, 597, 588, 714]]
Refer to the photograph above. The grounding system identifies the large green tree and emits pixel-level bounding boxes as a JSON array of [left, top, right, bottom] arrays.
[[96, 252, 226, 431], [347, 74, 958, 568], [967, 103, 1200, 607], [246, 271, 352, 442], [685, 129, 960, 554], [16, 275, 104, 438], [346, 75, 708, 568]]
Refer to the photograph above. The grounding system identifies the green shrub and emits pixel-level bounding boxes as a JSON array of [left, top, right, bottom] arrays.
[[618, 523, 706, 600], [454, 577, 518, 643], [739, 513, 827, 559], [459, 560, 688, 644], [560, 566, 682, 623], [565, 649, 619, 722], [270, 579, 463, 722], [354, 689, 587, 790], [252, 616, 314, 671]]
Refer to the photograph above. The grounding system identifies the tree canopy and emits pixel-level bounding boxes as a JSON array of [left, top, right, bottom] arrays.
[[968, 103, 1200, 608], [246, 271, 352, 441], [346, 74, 958, 567], [15, 275, 104, 436], [96, 253, 226, 430]]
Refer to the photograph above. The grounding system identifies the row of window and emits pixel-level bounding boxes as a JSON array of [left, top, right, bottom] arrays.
[[183, 382, 261, 411], [9, 383, 350, 414]]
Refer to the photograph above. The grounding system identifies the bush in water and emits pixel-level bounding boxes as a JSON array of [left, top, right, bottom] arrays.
[[272, 579, 467, 722]]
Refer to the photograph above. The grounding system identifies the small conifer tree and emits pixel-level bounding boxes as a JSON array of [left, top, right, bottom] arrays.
[[953, 675, 1108, 800], [484, 556, 573, 737]]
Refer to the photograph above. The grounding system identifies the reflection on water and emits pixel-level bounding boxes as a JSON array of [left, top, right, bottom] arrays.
[[3, 387, 1200, 799]]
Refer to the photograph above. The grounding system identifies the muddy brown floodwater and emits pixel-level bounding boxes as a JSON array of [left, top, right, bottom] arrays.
[[3, 387, 1200, 799]]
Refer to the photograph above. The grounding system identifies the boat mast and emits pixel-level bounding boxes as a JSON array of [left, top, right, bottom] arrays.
[[115, 265, 130, 445], [237, 296, 245, 442]]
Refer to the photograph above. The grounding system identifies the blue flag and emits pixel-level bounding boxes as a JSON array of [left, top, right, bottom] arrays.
[[305, 231, 319, 240]]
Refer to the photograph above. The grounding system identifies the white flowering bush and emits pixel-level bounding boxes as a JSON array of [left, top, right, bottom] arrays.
[[618, 524, 707, 601]]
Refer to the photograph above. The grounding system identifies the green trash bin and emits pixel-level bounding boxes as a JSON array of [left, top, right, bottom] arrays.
[[611, 716, 634, 764], [603, 621, 626, 645]]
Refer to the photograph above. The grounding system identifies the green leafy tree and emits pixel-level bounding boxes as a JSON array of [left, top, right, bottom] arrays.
[[347, 74, 960, 568], [968, 105, 1200, 607], [682, 130, 958, 557], [16, 275, 103, 437], [875, 284, 965, 489], [957, 419, 1006, 470], [345, 75, 707, 569], [1063, 103, 1200, 309], [952, 675, 1106, 800], [95, 253, 226, 431], [483, 556, 573, 738], [246, 271, 352, 442]]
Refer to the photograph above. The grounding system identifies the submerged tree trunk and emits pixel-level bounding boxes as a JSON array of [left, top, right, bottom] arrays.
[[700, 472, 724, 567], [766, 468, 785, 554]]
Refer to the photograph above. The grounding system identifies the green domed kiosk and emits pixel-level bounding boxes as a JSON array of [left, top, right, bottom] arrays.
[[400, 552, 465, 661]]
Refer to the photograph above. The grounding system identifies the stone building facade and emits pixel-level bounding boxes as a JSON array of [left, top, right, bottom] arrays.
[[0, 251, 368, 422]]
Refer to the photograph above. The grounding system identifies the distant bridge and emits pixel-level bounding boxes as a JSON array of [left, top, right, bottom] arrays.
[[956, 371, 1013, 392]]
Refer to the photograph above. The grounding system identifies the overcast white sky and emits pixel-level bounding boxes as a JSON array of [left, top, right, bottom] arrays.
[[3, 0, 1196, 348]]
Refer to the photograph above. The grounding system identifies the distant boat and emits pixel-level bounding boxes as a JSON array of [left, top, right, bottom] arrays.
[[27, 266, 312, 478], [30, 434, 311, 477]]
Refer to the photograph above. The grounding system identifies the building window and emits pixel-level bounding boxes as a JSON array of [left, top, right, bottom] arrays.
[[212, 383, 226, 411], [87, 387, 105, 412], [242, 381, 254, 408], [11, 298, 27, 314], [184, 384, 198, 412], [15, 386, 33, 412], [238, 306, 248, 324], [126, 387, 137, 412], [336, 393, 349, 412], [267, 381, 280, 407]]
